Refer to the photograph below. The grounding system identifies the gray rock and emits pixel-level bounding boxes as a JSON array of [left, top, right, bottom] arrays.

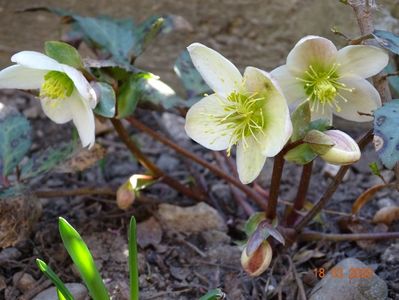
[[13, 272, 36, 293], [0, 247, 21, 263], [381, 243, 399, 264], [309, 258, 388, 300], [158, 202, 227, 233], [201, 230, 231, 249], [156, 154, 180, 172], [33, 283, 88, 300]]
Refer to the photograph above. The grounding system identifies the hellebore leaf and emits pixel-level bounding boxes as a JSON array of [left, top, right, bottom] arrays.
[[372, 30, 399, 55], [45, 41, 83, 69], [246, 220, 284, 257], [20, 142, 77, 181], [174, 49, 211, 99], [244, 212, 267, 237], [116, 74, 144, 119], [92, 82, 116, 118], [385, 61, 399, 98], [373, 99, 399, 169], [284, 143, 317, 165], [0, 106, 32, 178], [291, 100, 311, 142]]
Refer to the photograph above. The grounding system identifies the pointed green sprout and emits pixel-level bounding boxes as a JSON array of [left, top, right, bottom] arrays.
[[129, 216, 139, 300], [58, 217, 110, 300], [36, 259, 74, 300]]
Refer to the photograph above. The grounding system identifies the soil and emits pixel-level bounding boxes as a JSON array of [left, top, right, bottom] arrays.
[[1, 87, 399, 300]]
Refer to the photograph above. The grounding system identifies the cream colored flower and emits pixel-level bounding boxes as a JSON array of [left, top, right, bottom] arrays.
[[185, 43, 292, 184], [271, 35, 388, 123], [320, 130, 361, 165], [0, 51, 97, 147]]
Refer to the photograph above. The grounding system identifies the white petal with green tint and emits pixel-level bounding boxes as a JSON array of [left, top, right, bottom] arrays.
[[310, 105, 333, 124], [187, 43, 242, 96], [270, 65, 306, 104], [0, 65, 46, 89], [69, 93, 96, 148], [236, 136, 267, 184], [337, 45, 389, 78], [334, 76, 381, 122], [287, 36, 337, 74], [243, 67, 292, 156], [185, 93, 233, 151], [11, 51, 63, 71], [40, 96, 73, 124], [62, 64, 97, 108]]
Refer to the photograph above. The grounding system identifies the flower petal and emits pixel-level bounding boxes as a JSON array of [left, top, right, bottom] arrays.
[[243, 67, 292, 156], [337, 45, 389, 78], [0, 65, 46, 89], [11, 51, 62, 71], [187, 43, 242, 96], [334, 77, 381, 122], [62, 64, 97, 108], [69, 93, 96, 148], [287, 36, 337, 74], [185, 93, 233, 151], [236, 137, 267, 184], [270, 65, 306, 104], [41, 95, 74, 124]]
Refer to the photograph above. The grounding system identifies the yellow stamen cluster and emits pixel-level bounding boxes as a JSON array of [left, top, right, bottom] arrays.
[[297, 63, 354, 113], [40, 71, 74, 100], [207, 91, 266, 155]]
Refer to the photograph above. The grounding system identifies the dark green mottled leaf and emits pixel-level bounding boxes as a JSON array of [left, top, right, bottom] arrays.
[[174, 50, 211, 99], [373, 99, 399, 168], [385, 62, 399, 97], [116, 75, 143, 119], [0, 185, 27, 199], [372, 30, 399, 55], [45, 41, 83, 69], [284, 143, 317, 165], [20, 142, 76, 180], [93, 82, 116, 117], [0, 106, 32, 177]]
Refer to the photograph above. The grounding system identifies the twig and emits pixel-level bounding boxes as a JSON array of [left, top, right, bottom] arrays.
[[286, 161, 313, 226], [127, 117, 266, 209], [299, 230, 399, 241], [267, 152, 285, 220], [111, 118, 204, 201], [294, 129, 373, 231], [35, 187, 115, 198]]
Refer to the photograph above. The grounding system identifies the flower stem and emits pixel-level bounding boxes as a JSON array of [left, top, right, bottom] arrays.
[[294, 129, 373, 232], [286, 161, 313, 227], [266, 152, 285, 220], [127, 117, 266, 209], [111, 119, 204, 202]]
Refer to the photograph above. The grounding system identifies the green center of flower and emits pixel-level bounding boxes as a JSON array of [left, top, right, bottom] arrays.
[[210, 91, 266, 155], [297, 64, 353, 113], [40, 71, 74, 99]]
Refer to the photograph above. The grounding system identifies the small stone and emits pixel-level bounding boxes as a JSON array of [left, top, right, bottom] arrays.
[[0, 247, 21, 263], [32, 283, 88, 300], [156, 154, 180, 172], [137, 217, 163, 248], [157, 202, 227, 233], [381, 243, 399, 264], [309, 258, 388, 300], [13, 272, 36, 293], [161, 112, 190, 143], [322, 163, 350, 181], [377, 197, 396, 209]]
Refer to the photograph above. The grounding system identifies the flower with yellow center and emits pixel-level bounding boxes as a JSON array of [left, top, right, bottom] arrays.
[[185, 43, 292, 184], [0, 51, 97, 147], [271, 35, 389, 123]]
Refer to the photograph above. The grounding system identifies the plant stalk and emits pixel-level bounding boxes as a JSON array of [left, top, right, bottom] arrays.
[[266, 152, 285, 220]]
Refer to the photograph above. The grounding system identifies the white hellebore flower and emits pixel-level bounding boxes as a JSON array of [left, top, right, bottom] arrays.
[[0, 51, 97, 147], [271, 35, 389, 123], [185, 43, 292, 184]]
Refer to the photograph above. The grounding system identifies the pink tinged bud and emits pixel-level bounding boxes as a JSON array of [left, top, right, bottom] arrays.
[[320, 130, 361, 165], [241, 241, 273, 277], [116, 181, 135, 210]]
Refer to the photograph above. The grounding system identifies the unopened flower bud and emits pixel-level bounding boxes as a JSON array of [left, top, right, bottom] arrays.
[[241, 241, 272, 277], [116, 181, 135, 210], [320, 130, 360, 165]]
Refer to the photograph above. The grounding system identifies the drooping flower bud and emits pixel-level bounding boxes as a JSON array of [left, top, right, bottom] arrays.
[[319, 130, 360, 165], [241, 241, 272, 277], [116, 180, 135, 210]]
